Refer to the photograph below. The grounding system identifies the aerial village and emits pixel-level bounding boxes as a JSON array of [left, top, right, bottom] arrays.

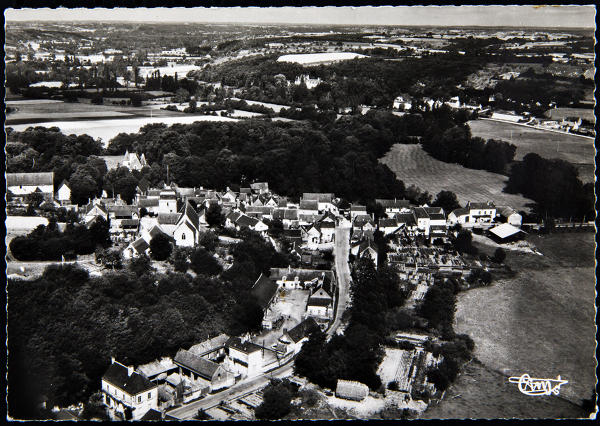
[[6, 150, 530, 421]]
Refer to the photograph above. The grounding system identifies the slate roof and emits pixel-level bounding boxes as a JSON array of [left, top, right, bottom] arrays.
[[240, 188, 252, 194], [179, 201, 199, 230], [7, 172, 54, 186], [375, 199, 410, 209], [188, 334, 230, 357], [173, 349, 220, 380], [226, 337, 263, 354], [489, 223, 523, 239], [497, 206, 519, 217], [413, 207, 429, 219], [138, 198, 160, 208], [350, 204, 367, 213], [286, 317, 318, 343], [158, 213, 182, 225], [250, 182, 269, 192], [379, 218, 399, 228], [137, 358, 177, 379], [450, 208, 469, 217], [251, 273, 279, 310], [353, 215, 375, 227], [273, 208, 299, 220], [423, 206, 444, 215], [159, 191, 177, 200], [102, 362, 156, 396], [299, 200, 319, 211], [131, 238, 150, 253], [307, 298, 332, 307], [140, 409, 163, 421], [468, 201, 495, 210], [236, 214, 259, 228]]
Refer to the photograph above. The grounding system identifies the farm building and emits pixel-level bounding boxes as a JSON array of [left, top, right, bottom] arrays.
[[335, 380, 369, 401], [251, 273, 280, 329], [7, 172, 54, 198], [488, 223, 526, 243], [497, 206, 522, 227]]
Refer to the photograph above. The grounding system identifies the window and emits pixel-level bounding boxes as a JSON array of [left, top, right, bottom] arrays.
[[138, 395, 142, 403], [148, 392, 152, 399], [182, 233, 186, 240]]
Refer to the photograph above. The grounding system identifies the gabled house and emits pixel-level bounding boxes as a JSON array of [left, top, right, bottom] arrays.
[[250, 182, 269, 194], [353, 214, 376, 232], [224, 337, 264, 379], [235, 214, 268, 234], [158, 190, 178, 214], [173, 349, 233, 391], [467, 201, 496, 224], [225, 211, 243, 229], [497, 206, 522, 227], [302, 193, 335, 212], [101, 358, 158, 421], [279, 317, 319, 355], [56, 180, 71, 205], [188, 334, 230, 361], [83, 201, 108, 224], [306, 287, 333, 320], [351, 238, 379, 268], [447, 208, 470, 226], [157, 213, 181, 236], [138, 197, 160, 215], [272, 208, 299, 228], [173, 201, 200, 247], [123, 237, 150, 259], [412, 207, 431, 236], [120, 150, 146, 171]]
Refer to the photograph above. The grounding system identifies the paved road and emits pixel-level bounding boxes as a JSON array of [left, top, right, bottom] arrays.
[[327, 225, 352, 339], [167, 362, 294, 420]]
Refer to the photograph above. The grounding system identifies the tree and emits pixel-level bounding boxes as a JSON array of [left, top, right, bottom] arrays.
[[255, 380, 292, 420], [190, 247, 222, 276], [170, 247, 190, 273], [453, 230, 477, 255], [432, 190, 460, 214], [205, 203, 225, 228], [150, 234, 173, 261], [129, 254, 153, 276]]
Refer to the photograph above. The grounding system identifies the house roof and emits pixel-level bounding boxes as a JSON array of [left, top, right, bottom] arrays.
[[307, 298, 332, 307], [428, 213, 446, 221], [358, 239, 378, 254], [424, 206, 444, 215], [273, 208, 299, 220], [140, 409, 163, 421], [188, 334, 230, 357], [251, 273, 279, 310], [149, 224, 174, 241], [7, 172, 54, 186], [281, 229, 302, 238], [173, 349, 221, 380], [225, 337, 262, 354], [240, 187, 252, 194], [375, 199, 410, 209], [236, 214, 259, 228], [137, 358, 177, 379], [226, 211, 243, 222], [353, 215, 375, 227], [468, 201, 495, 210], [158, 213, 181, 225], [160, 191, 177, 200], [250, 182, 269, 191], [286, 317, 318, 343], [299, 200, 319, 210], [120, 219, 139, 227], [302, 193, 334, 203], [489, 223, 523, 239], [413, 207, 429, 219], [379, 218, 399, 228], [497, 206, 519, 217], [179, 201, 199, 230], [450, 208, 469, 217], [138, 198, 160, 207], [102, 362, 157, 396]]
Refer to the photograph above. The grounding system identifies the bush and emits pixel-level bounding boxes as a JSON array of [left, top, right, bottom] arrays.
[[492, 247, 506, 263], [387, 381, 400, 391], [255, 380, 292, 420], [190, 247, 222, 276]]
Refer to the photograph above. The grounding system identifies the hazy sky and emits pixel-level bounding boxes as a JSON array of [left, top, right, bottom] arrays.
[[5, 6, 596, 28]]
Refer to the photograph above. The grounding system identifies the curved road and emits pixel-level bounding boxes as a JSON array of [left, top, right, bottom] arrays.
[[327, 225, 352, 339]]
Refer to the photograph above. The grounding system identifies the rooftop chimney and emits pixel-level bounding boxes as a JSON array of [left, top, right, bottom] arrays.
[[127, 366, 134, 377]]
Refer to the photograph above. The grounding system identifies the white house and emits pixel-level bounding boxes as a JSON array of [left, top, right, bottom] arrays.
[[393, 95, 412, 111], [302, 193, 335, 213], [351, 239, 379, 268], [172, 201, 200, 247], [120, 150, 147, 171], [306, 287, 333, 319], [375, 198, 411, 217], [447, 208, 470, 226], [7, 172, 54, 199], [350, 204, 367, 219], [101, 358, 158, 421], [412, 207, 431, 236], [467, 201, 496, 224], [279, 317, 319, 355], [224, 336, 264, 379], [299, 200, 319, 216], [123, 237, 150, 259], [491, 111, 524, 122], [56, 180, 71, 205], [378, 218, 400, 235]]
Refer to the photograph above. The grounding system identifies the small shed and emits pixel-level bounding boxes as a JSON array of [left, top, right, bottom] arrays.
[[335, 379, 369, 401], [488, 223, 526, 243]]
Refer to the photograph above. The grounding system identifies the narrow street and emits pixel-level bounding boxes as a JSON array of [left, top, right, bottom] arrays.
[[327, 224, 352, 339]]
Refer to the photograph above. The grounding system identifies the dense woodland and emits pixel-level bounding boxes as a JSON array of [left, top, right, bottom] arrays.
[[7, 229, 290, 419]]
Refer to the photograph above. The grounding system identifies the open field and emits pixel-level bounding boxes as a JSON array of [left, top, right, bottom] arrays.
[[420, 359, 588, 419], [467, 119, 595, 182], [452, 232, 596, 411], [380, 144, 534, 211], [8, 114, 240, 146]]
